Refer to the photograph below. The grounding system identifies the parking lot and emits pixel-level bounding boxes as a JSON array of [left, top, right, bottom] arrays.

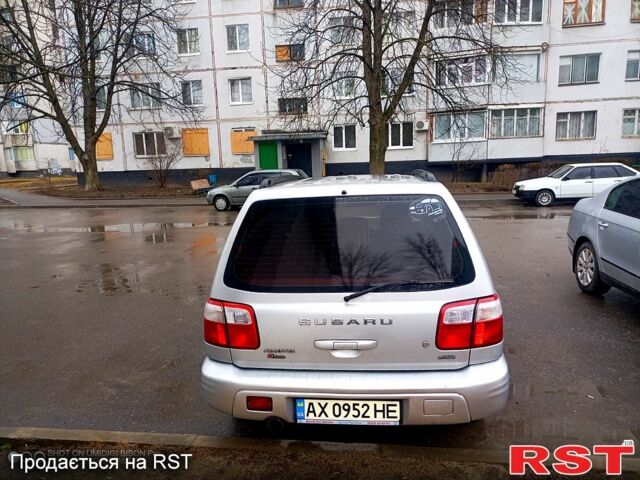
[[0, 200, 638, 453]]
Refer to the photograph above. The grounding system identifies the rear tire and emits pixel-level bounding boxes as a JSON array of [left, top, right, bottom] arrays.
[[574, 242, 611, 296], [534, 189, 554, 207], [213, 195, 230, 211]]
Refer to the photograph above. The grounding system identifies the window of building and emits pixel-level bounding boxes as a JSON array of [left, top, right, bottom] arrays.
[[130, 83, 161, 109], [275, 44, 305, 62], [96, 86, 108, 111], [128, 32, 156, 56], [622, 109, 640, 137], [333, 125, 357, 150], [229, 78, 252, 104], [7, 91, 24, 109], [562, 0, 604, 26], [384, 69, 415, 95], [181, 80, 203, 106], [334, 74, 357, 99], [556, 111, 597, 140], [633, 0, 640, 21], [558, 54, 600, 85], [495, 0, 543, 23], [133, 132, 166, 157], [274, 0, 303, 8], [0, 7, 14, 22], [434, 111, 486, 140], [7, 146, 35, 162], [436, 56, 487, 86], [182, 128, 210, 156], [230, 128, 256, 154], [177, 28, 199, 55], [96, 133, 114, 160], [226, 24, 249, 52], [494, 53, 540, 82], [278, 97, 308, 114], [386, 122, 414, 148], [328, 16, 356, 45], [433, 0, 487, 28], [3, 121, 29, 134], [1, 34, 18, 53], [0, 64, 19, 84], [626, 51, 640, 80], [490, 108, 541, 138]]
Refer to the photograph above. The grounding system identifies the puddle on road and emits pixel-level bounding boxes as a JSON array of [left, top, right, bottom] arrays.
[[0, 221, 234, 233]]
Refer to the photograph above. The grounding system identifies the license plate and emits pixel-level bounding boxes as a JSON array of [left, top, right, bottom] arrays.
[[295, 399, 401, 426]]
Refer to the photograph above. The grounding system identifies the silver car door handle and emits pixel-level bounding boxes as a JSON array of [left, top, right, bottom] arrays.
[[314, 340, 378, 351], [598, 221, 609, 229], [585, 181, 594, 184]]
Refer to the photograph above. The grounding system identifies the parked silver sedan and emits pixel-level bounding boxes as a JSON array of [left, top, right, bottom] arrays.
[[568, 176, 640, 298], [205, 169, 307, 211]]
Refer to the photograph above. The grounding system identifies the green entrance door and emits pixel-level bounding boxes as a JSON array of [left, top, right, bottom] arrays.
[[258, 142, 278, 170]]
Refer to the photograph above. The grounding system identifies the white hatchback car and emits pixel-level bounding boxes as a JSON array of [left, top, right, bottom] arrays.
[[513, 163, 639, 207], [201, 175, 509, 427]]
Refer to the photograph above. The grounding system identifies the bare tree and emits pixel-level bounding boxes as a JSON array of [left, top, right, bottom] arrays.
[[146, 136, 183, 189], [0, 0, 199, 191], [272, 0, 518, 175]]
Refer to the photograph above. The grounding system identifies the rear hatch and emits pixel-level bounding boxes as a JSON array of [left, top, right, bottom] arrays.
[[216, 194, 487, 371]]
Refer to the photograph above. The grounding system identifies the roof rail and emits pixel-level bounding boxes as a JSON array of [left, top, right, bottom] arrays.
[[411, 169, 438, 182], [259, 175, 303, 189]]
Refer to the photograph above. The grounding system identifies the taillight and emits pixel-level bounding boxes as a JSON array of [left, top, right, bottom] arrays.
[[203, 299, 259, 349], [472, 294, 503, 348], [436, 294, 503, 350]]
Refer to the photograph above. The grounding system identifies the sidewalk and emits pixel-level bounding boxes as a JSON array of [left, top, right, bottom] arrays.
[[0, 188, 206, 208], [0, 187, 516, 209]]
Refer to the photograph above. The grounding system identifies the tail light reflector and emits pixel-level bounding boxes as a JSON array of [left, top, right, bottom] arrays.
[[246, 396, 273, 411], [436, 295, 503, 350], [204, 299, 259, 349]]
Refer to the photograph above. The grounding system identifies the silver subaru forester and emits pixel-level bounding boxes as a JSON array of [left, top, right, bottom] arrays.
[[201, 175, 509, 426]]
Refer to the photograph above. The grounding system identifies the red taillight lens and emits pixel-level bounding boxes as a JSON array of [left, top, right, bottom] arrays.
[[203, 299, 259, 349], [436, 295, 503, 350], [436, 299, 476, 350], [472, 294, 503, 348], [246, 396, 273, 411], [204, 299, 228, 347]]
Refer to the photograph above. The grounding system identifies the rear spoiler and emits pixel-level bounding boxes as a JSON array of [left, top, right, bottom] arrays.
[[259, 175, 304, 189]]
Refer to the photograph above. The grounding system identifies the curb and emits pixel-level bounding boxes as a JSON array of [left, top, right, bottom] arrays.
[[0, 196, 18, 205], [1, 427, 638, 472]]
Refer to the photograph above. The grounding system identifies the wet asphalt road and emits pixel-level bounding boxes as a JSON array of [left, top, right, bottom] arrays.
[[0, 201, 638, 453]]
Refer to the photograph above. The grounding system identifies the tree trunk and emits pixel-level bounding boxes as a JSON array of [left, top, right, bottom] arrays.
[[368, 119, 387, 175], [81, 152, 102, 192]]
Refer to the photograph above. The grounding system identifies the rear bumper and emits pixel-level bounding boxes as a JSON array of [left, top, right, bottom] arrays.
[[201, 355, 509, 425]]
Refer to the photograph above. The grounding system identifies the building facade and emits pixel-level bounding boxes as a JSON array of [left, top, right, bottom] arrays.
[[1, 0, 639, 180]]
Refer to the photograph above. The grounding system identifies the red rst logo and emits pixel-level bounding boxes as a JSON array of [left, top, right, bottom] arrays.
[[509, 441, 635, 476]]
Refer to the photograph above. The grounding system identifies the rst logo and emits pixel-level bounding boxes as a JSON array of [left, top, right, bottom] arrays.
[[509, 441, 635, 476]]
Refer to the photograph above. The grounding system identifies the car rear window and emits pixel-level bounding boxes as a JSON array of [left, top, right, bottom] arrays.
[[224, 195, 475, 293]]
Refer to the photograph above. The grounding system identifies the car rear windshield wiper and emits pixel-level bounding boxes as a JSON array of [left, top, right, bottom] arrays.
[[343, 280, 455, 303]]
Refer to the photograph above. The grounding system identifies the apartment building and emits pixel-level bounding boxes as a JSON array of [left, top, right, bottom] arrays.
[[1, 0, 638, 180], [0, 4, 72, 175], [428, 0, 640, 175]]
